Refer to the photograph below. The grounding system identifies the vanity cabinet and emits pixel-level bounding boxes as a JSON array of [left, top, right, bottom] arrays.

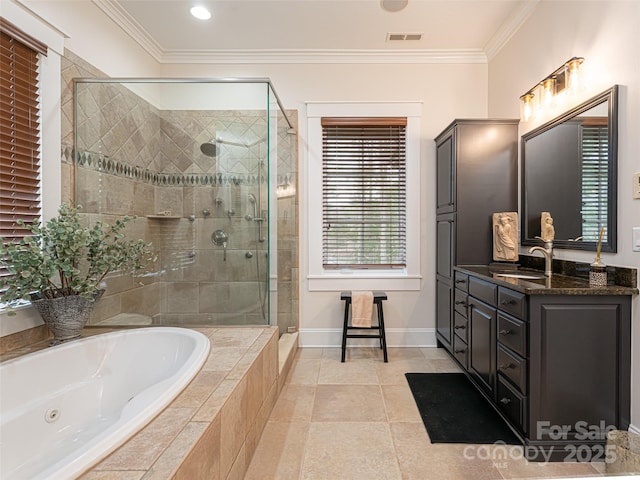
[[451, 266, 633, 461], [468, 294, 497, 398], [435, 120, 518, 353]]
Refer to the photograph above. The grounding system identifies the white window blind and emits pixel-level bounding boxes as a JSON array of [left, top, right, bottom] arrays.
[[0, 18, 46, 278], [322, 117, 407, 269], [580, 119, 608, 242]]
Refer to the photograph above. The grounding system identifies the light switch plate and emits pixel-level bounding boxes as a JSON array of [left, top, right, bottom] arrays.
[[633, 227, 640, 252], [634, 172, 640, 199]]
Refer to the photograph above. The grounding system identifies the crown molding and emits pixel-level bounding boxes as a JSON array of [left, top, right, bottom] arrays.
[[92, 0, 164, 61], [160, 49, 487, 65], [484, 0, 539, 61]]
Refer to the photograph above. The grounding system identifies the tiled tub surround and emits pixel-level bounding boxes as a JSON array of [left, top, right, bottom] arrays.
[[1, 326, 281, 480], [83, 326, 279, 480]]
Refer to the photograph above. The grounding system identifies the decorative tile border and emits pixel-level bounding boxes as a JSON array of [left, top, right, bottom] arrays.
[[67, 145, 279, 187]]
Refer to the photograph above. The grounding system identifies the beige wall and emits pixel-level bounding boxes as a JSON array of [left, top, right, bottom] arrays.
[[158, 61, 489, 347], [488, 1, 640, 430], [9, 0, 637, 430]]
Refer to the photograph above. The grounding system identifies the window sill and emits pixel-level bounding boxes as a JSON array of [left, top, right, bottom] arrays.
[[0, 303, 43, 337], [307, 273, 421, 292]]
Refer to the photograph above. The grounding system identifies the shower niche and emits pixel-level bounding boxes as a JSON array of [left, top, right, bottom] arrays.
[[73, 79, 298, 330]]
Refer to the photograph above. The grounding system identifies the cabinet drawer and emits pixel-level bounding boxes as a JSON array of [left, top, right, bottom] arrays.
[[497, 313, 527, 357], [469, 277, 497, 306], [497, 344, 527, 394], [454, 289, 468, 316], [453, 334, 468, 369], [453, 311, 468, 343], [454, 271, 469, 292], [497, 376, 527, 435], [498, 287, 526, 319]]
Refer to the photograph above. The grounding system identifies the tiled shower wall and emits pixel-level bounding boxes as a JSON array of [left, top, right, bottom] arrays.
[[60, 50, 298, 333]]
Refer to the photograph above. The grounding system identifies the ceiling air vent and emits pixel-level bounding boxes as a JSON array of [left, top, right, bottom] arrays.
[[386, 33, 423, 41]]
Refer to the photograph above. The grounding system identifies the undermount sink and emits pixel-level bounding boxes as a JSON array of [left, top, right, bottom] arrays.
[[496, 273, 546, 280]]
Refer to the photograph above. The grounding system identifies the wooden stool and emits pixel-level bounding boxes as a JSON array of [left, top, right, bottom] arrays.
[[340, 291, 388, 363]]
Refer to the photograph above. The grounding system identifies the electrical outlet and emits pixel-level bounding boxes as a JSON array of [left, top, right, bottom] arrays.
[[634, 227, 640, 252], [634, 172, 640, 199]]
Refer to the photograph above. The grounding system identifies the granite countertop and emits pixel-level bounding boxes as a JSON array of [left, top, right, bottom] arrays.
[[455, 265, 639, 296]]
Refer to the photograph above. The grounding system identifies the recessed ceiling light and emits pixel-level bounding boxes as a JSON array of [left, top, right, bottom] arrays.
[[190, 5, 211, 20]]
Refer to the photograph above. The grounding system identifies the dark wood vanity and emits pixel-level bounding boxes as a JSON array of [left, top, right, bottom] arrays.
[[435, 119, 519, 354], [433, 110, 636, 461], [447, 265, 636, 461]]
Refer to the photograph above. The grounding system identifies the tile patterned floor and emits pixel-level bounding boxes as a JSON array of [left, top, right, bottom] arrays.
[[245, 347, 607, 480]]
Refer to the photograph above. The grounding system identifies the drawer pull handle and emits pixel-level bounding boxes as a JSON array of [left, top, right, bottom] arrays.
[[454, 325, 466, 330], [501, 299, 517, 306], [499, 329, 512, 336], [455, 301, 468, 306], [454, 348, 466, 354], [499, 397, 512, 405], [499, 363, 516, 370], [455, 279, 467, 284]]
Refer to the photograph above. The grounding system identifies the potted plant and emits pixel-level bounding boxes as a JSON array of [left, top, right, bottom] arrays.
[[0, 203, 155, 344]]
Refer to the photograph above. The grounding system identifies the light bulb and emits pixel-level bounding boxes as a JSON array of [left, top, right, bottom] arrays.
[[520, 93, 534, 122], [190, 5, 211, 20], [566, 57, 584, 93], [541, 77, 555, 107]]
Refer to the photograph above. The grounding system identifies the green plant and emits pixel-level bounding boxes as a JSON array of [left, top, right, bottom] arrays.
[[0, 203, 155, 308]]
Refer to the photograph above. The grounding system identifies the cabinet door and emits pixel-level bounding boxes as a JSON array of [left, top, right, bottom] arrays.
[[436, 279, 452, 347], [436, 214, 454, 280], [468, 297, 497, 398], [528, 296, 631, 438], [436, 132, 455, 213]]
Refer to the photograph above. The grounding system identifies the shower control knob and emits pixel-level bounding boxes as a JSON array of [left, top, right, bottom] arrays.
[[245, 251, 253, 259]]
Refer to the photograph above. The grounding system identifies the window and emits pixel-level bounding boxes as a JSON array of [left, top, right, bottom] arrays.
[[306, 102, 421, 291], [321, 117, 406, 269], [580, 119, 608, 242], [0, 19, 46, 279]]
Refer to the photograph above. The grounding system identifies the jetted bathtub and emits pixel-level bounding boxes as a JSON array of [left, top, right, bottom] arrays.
[[0, 327, 210, 479]]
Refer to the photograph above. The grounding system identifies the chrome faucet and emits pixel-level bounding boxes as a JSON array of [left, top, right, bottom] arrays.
[[528, 237, 554, 277]]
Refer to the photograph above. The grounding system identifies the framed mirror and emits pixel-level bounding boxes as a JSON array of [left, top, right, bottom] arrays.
[[521, 85, 618, 252]]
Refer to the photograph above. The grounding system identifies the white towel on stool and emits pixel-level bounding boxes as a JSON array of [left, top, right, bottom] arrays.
[[351, 291, 374, 327]]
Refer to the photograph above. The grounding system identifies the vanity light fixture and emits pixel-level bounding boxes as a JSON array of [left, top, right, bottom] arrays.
[[520, 92, 534, 122], [190, 5, 211, 20], [566, 56, 584, 93], [541, 77, 556, 107], [519, 56, 584, 121]]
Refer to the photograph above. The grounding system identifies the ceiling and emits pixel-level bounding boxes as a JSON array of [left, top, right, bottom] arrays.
[[93, 0, 538, 64]]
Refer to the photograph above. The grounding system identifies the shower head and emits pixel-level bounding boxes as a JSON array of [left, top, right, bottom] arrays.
[[248, 193, 257, 204], [200, 139, 218, 157]]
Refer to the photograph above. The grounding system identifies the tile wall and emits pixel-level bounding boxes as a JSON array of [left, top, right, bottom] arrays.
[[59, 50, 298, 333]]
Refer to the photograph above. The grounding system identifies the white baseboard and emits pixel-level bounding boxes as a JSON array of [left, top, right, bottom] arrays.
[[629, 424, 640, 436], [298, 327, 437, 348]]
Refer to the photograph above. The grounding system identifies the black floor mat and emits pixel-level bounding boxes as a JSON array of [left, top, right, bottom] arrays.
[[405, 372, 521, 445]]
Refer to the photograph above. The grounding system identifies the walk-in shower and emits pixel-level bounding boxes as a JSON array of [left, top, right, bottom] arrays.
[[72, 78, 298, 332]]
